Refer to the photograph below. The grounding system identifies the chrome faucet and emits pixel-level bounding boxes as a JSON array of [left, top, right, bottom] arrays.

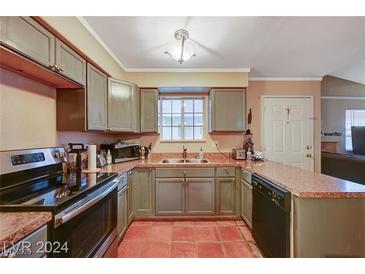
[[182, 146, 187, 159]]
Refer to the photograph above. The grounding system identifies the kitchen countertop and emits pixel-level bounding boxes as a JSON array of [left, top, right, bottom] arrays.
[[0, 212, 52, 251], [101, 153, 365, 198]]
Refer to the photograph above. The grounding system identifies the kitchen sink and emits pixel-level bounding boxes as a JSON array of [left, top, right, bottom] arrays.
[[160, 158, 210, 164], [185, 159, 209, 163]]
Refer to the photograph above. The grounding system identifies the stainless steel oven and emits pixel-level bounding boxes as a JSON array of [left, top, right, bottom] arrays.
[[0, 147, 119, 258], [53, 180, 118, 258]]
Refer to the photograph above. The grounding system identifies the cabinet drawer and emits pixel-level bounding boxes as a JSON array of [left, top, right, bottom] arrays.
[[155, 168, 214, 178], [241, 168, 252, 183], [216, 167, 236, 177]]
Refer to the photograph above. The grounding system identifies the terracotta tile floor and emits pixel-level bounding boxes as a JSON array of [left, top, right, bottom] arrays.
[[118, 219, 262, 258]]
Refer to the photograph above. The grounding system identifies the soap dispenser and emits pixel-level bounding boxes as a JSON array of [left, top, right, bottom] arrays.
[[199, 147, 204, 159]]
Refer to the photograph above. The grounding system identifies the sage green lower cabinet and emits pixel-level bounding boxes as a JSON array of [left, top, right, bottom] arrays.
[[216, 177, 236, 214], [186, 178, 215, 214], [127, 171, 135, 224], [118, 186, 128, 239], [134, 168, 155, 216], [240, 178, 252, 228], [156, 178, 185, 215]]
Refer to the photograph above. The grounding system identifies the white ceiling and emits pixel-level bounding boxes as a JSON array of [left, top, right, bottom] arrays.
[[82, 16, 365, 78]]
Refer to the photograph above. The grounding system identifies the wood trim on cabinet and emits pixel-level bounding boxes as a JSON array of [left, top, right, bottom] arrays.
[[0, 45, 82, 89], [31, 16, 111, 77]]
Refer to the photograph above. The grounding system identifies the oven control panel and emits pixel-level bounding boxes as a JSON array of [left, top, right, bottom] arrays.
[[11, 153, 45, 166]]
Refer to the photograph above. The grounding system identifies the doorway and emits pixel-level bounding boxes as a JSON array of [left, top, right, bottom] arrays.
[[262, 96, 314, 171]]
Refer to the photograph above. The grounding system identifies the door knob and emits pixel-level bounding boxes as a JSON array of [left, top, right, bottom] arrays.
[[306, 153, 312, 158], [306, 145, 312, 150]]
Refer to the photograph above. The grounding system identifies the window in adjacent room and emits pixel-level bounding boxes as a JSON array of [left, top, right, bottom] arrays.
[[345, 109, 365, 151], [158, 97, 204, 141]]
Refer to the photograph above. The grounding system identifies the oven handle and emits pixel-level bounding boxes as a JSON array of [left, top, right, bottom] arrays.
[[54, 182, 117, 228]]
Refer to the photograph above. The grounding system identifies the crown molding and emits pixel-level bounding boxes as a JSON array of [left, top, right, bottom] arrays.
[[125, 67, 251, 72], [249, 77, 323, 81]]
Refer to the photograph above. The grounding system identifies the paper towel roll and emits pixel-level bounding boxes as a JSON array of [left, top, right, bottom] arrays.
[[88, 145, 97, 171]]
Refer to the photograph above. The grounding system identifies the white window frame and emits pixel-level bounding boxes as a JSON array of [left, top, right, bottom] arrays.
[[158, 96, 205, 142], [345, 109, 365, 151]]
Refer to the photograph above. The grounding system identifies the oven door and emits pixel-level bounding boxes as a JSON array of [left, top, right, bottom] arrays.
[[53, 182, 117, 258]]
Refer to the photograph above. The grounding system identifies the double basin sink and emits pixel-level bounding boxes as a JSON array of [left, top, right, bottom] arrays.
[[160, 158, 210, 164]]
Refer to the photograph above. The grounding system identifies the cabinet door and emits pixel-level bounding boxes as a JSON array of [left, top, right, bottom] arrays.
[[127, 172, 135, 225], [108, 78, 139, 132], [216, 177, 236, 214], [186, 178, 215, 215], [156, 178, 185, 215], [209, 89, 245, 132], [87, 63, 107, 130], [241, 179, 252, 228], [55, 39, 86, 85], [0, 16, 55, 67], [141, 89, 158, 132], [134, 168, 155, 216], [118, 188, 128, 239]]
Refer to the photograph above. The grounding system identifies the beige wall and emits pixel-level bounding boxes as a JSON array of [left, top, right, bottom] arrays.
[[0, 68, 57, 150], [321, 76, 365, 153], [125, 72, 248, 87], [247, 80, 322, 172]]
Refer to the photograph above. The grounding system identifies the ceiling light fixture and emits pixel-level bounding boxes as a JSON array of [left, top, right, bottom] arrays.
[[164, 29, 196, 64]]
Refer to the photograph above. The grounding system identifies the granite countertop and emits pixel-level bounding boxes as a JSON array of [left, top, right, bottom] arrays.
[[0, 212, 52, 251], [101, 153, 365, 198]]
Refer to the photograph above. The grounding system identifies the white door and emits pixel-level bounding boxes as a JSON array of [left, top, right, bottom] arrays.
[[263, 97, 314, 171]]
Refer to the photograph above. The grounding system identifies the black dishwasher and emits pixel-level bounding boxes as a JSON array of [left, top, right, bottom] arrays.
[[252, 174, 291, 258]]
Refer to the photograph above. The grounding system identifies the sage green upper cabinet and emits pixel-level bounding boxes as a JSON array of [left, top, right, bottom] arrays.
[[86, 63, 107, 131], [0, 16, 55, 68], [55, 39, 86, 85], [133, 168, 155, 216], [108, 78, 140, 132], [140, 88, 158, 132], [209, 89, 245, 132]]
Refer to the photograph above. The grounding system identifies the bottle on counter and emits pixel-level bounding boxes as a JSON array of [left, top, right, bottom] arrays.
[[147, 143, 152, 159], [140, 146, 145, 160], [246, 150, 252, 160], [106, 149, 112, 165], [199, 147, 204, 159]]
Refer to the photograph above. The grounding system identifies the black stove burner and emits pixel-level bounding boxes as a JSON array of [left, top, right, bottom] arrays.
[[0, 172, 117, 212]]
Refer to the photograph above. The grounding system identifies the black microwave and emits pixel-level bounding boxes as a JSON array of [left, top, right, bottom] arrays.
[[100, 142, 140, 163]]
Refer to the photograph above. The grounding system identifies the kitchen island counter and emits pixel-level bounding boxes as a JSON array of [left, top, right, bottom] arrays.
[[0, 211, 52, 252], [101, 153, 365, 198]]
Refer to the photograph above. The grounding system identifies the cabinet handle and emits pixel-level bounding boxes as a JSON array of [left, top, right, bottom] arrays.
[[48, 64, 57, 71]]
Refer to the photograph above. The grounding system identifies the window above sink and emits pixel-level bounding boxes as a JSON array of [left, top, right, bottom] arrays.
[[158, 96, 205, 141]]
